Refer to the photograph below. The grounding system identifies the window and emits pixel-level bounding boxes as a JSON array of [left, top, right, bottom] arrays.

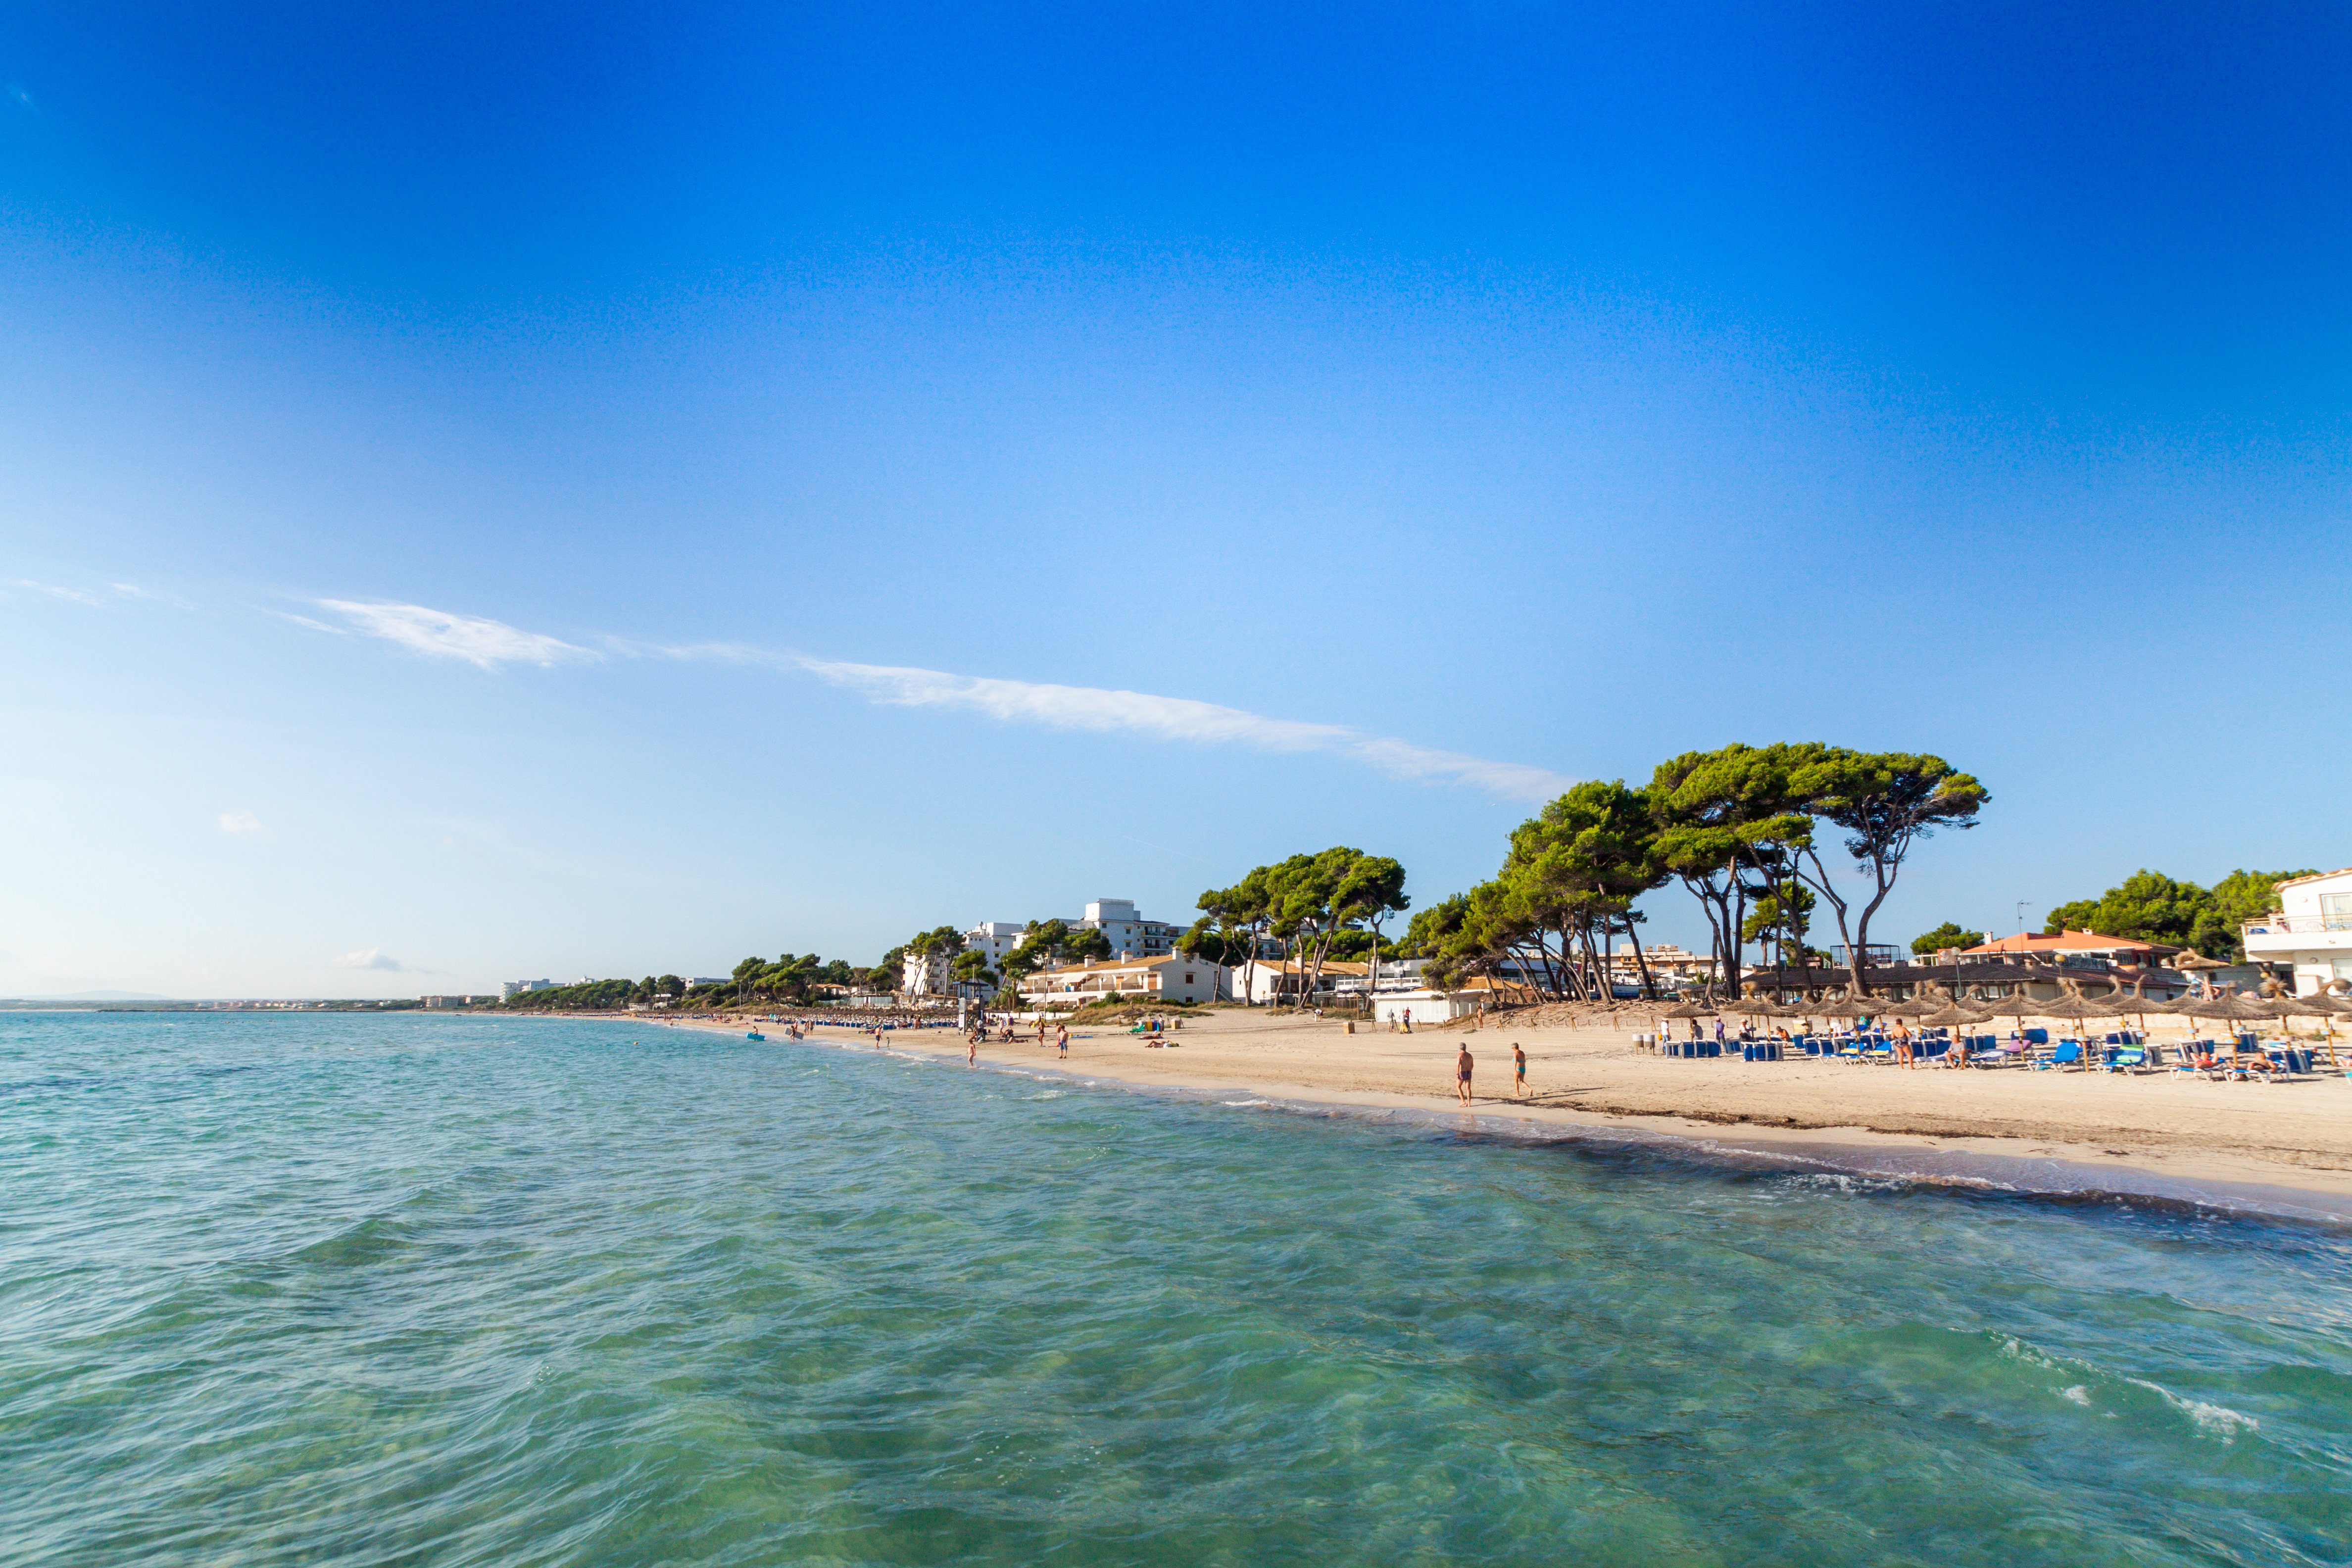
[[2322, 893, 2352, 932]]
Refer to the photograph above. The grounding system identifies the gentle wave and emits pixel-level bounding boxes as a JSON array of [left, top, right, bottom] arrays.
[[4, 1011, 2351, 1568]]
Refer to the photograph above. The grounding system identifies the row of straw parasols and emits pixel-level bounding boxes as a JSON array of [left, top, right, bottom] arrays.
[[1641, 984, 2352, 1034]]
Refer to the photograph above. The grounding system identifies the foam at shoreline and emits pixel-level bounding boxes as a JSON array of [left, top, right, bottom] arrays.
[[738, 1019, 2352, 1232]]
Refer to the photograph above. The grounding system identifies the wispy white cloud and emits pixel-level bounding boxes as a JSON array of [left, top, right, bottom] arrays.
[[11, 578, 189, 609], [12, 578, 109, 607], [790, 657, 1577, 803], [346, 620, 1570, 800], [108, 582, 193, 608], [331, 948, 407, 972], [318, 600, 590, 670], [269, 609, 348, 635], [217, 810, 268, 838]]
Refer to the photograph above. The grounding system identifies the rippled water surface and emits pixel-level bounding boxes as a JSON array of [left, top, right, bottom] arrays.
[[5, 1012, 2352, 1566]]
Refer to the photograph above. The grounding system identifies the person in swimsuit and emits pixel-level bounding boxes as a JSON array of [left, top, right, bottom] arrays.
[[1513, 1042, 1528, 1099], [967, 1032, 978, 1067], [1456, 1044, 1474, 1106], [1057, 1024, 1069, 1058]]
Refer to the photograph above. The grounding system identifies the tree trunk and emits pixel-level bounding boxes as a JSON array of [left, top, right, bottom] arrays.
[[1794, 846, 1859, 996], [1620, 913, 1660, 999], [1850, 852, 1898, 1001]]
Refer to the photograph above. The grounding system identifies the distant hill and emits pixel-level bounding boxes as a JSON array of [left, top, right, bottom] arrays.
[[4, 990, 176, 1003]]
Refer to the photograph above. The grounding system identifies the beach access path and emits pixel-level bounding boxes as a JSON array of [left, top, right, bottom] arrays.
[[687, 1008, 2352, 1209]]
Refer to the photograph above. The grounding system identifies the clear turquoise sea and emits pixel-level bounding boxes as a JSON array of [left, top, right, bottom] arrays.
[[4, 1013, 2350, 1567]]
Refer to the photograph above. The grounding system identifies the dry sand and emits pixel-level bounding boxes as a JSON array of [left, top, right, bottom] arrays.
[[678, 1009, 2352, 1218]]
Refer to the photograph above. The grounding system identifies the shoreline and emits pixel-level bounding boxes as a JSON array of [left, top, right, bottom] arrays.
[[640, 1010, 2352, 1225]]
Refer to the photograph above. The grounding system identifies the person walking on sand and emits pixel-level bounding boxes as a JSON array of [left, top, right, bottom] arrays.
[[1513, 1041, 1528, 1099], [1056, 1024, 1069, 1059], [1456, 1044, 1475, 1106]]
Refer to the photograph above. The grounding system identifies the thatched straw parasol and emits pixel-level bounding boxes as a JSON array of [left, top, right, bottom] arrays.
[[2179, 992, 2270, 1034], [1813, 997, 1870, 1020], [1663, 1001, 1716, 1019], [2035, 993, 2118, 1032]]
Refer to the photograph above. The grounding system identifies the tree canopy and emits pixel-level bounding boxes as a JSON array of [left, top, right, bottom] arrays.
[[1403, 742, 1985, 1000], [1000, 918, 1113, 986], [2043, 868, 2316, 961], [1909, 922, 1985, 956], [1192, 848, 1409, 1001]]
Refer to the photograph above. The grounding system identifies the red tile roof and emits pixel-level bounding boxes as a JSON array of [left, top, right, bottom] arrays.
[[1963, 930, 2156, 955]]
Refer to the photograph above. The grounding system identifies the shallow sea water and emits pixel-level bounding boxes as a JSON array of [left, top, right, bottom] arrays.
[[4, 1012, 2350, 1567]]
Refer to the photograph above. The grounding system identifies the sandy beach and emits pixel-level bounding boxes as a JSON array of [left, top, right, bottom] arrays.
[[672, 1008, 2352, 1216]]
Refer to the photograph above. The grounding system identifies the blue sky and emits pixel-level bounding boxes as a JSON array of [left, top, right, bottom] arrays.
[[3, 2, 2347, 996]]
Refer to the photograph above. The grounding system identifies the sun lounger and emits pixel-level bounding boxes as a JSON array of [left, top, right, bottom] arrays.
[[2034, 1039, 2085, 1072]]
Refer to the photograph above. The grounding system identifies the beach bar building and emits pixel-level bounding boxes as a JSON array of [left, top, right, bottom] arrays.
[[2242, 868, 2352, 996], [1369, 989, 1483, 1025], [1233, 959, 1371, 1005]]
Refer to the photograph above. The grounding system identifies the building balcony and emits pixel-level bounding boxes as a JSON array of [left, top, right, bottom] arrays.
[[2243, 918, 2352, 956]]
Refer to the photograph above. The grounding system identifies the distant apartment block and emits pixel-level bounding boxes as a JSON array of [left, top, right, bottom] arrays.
[[1071, 899, 1179, 958]]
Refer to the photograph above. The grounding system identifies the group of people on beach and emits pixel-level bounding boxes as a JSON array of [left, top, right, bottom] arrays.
[[966, 1017, 1070, 1064], [1453, 1042, 1532, 1105]]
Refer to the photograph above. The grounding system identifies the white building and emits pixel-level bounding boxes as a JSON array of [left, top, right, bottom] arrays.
[[1370, 989, 1482, 1025], [962, 922, 1027, 966], [1234, 958, 1369, 1004], [1070, 899, 1180, 958], [901, 947, 954, 996], [2241, 869, 2352, 996], [500, 979, 556, 1000], [1018, 954, 1229, 1006]]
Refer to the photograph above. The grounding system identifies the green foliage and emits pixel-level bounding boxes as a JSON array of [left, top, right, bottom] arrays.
[[1910, 922, 1985, 956], [2042, 868, 2317, 961], [1176, 917, 1257, 967], [1195, 847, 1411, 997], [1001, 918, 1115, 982], [907, 925, 965, 956], [2210, 869, 2315, 931], [723, 951, 862, 1004], [1743, 883, 1816, 959], [497, 978, 637, 1011]]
